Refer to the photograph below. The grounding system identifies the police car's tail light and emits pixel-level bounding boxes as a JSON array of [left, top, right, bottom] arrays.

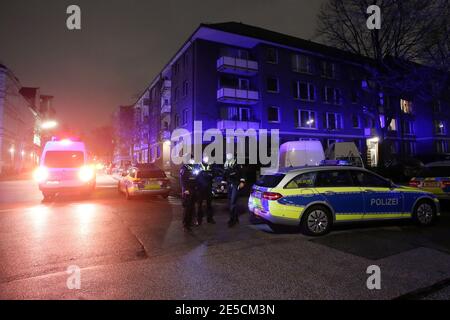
[[33, 167, 49, 183], [262, 192, 283, 201], [78, 166, 95, 182]]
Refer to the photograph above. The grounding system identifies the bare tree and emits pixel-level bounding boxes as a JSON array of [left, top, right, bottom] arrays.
[[317, 0, 450, 165]]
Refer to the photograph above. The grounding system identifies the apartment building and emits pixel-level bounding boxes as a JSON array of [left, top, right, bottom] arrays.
[[130, 22, 450, 171]]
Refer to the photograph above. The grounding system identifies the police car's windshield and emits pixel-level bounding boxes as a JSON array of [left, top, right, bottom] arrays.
[[255, 174, 285, 188], [44, 151, 84, 168], [137, 170, 166, 179], [418, 166, 450, 177]]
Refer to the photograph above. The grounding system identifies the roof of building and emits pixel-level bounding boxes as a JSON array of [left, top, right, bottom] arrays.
[[202, 22, 372, 64]]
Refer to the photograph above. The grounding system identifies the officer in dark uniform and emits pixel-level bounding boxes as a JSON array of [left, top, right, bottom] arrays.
[[195, 156, 216, 225], [179, 158, 197, 232], [224, 153, 246, 227]]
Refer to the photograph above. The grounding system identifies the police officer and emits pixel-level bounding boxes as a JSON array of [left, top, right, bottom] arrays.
[[224, 153, 246, 227], [195, 156, 216, 225], [179, 158, 197, 232]]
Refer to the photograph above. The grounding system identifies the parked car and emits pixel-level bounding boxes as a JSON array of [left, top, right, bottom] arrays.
[[249, 165, 439, 236], [409, 161, 450, 200], [118, 164, 170, 200], [382, 157, 424, 183]]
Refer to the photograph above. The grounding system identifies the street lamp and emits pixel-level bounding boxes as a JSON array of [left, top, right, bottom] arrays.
[[41, 120, 58, 130]]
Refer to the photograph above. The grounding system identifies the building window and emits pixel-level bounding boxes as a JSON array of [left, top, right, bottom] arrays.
[[297, 110, 317, 129], [268, 106, 280, 122], [403, 141, 416, 156], [325, 112, 343, 130], [240, 107, 250, 121], [400, 99, 413, 114], [293, 81, 315, 101], [226, 106, 251, 121], [174, 114, 180, 128], [321, 61, 336, 78], [351, 90, 358, 104], [434, 120, 446, 135], [183, 81, 188, 97], [292, 54, 312, 73], [388, 119, 397, 131], [433, 100, 442, 113], [267, 77, 279, 93], [173, 62, 180, 76], [352, 115, 360, 128], [266, 47, 278, 64], [182, 109, 188, 125], [402, 120, 414, 135], [435, 140, 448, 153], [238, 78, 250, 90], [324, 87, 342, 105], [174, 87, 179, 102]]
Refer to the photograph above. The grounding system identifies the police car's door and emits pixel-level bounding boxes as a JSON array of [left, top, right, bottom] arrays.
[[351, 170, 403, 219], [314, 170, 365, 221]]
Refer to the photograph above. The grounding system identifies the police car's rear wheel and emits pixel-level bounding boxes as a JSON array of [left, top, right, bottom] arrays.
[[413, 201, 436, 226], [301, 206, 332, 236]]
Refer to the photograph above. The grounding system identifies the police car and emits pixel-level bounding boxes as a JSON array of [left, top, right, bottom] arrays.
[[248, 165, 440, 236], [409, 161, 450, 199]]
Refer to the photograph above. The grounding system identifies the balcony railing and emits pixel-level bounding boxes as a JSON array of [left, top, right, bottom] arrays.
[[217, 56, 258, 75], [217, 88, 259, 105], [217, 120, 260, 130]]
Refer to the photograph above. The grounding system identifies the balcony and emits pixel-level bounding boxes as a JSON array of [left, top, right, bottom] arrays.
[[217, 56, 258, 76], [217, 120, 260, 130], [217, 88, 259, 105]]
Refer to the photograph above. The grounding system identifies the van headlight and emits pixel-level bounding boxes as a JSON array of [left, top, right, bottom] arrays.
[[33, 167, 49, 183], [78, 166, 95, 182]]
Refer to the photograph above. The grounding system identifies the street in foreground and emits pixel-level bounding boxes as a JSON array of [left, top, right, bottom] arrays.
[[1, 174, 450, 299]]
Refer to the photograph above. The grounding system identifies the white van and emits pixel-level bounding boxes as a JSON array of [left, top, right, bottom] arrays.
[[33, 139, 96, 200], [279, 141, 325, 168], [325, 142, 364, 167]]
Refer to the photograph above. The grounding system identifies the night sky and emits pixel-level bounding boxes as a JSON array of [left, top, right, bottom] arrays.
[[0, 0, 324, 133]]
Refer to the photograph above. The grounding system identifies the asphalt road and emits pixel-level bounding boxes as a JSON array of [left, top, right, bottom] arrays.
[[1, 174, 450, 300]]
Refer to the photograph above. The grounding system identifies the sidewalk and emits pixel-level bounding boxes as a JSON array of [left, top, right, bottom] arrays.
[[0, 171, 33, 182]]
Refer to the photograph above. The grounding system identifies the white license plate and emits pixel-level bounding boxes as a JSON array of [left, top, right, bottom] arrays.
[[423, 182, 440, 187]]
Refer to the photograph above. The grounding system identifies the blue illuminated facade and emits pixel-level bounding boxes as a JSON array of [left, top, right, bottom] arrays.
[[130, 22, 450, 169]]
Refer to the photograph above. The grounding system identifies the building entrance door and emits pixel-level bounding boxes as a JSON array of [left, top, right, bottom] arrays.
[[366, 137, 379, 167]]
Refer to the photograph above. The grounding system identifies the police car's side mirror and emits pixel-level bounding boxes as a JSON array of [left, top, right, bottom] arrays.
[[388, 180, 396, 189]]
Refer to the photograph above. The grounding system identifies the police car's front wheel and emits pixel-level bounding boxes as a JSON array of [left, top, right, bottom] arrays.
[[301, 205, 332, 236], [413, 201, 436, 226]]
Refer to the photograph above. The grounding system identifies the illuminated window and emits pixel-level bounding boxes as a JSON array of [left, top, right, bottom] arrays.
[[388, 119, 397, 131], [434, 120, 446, 135], [400, 99, 413, 114], [298, 110, 317, 129]]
